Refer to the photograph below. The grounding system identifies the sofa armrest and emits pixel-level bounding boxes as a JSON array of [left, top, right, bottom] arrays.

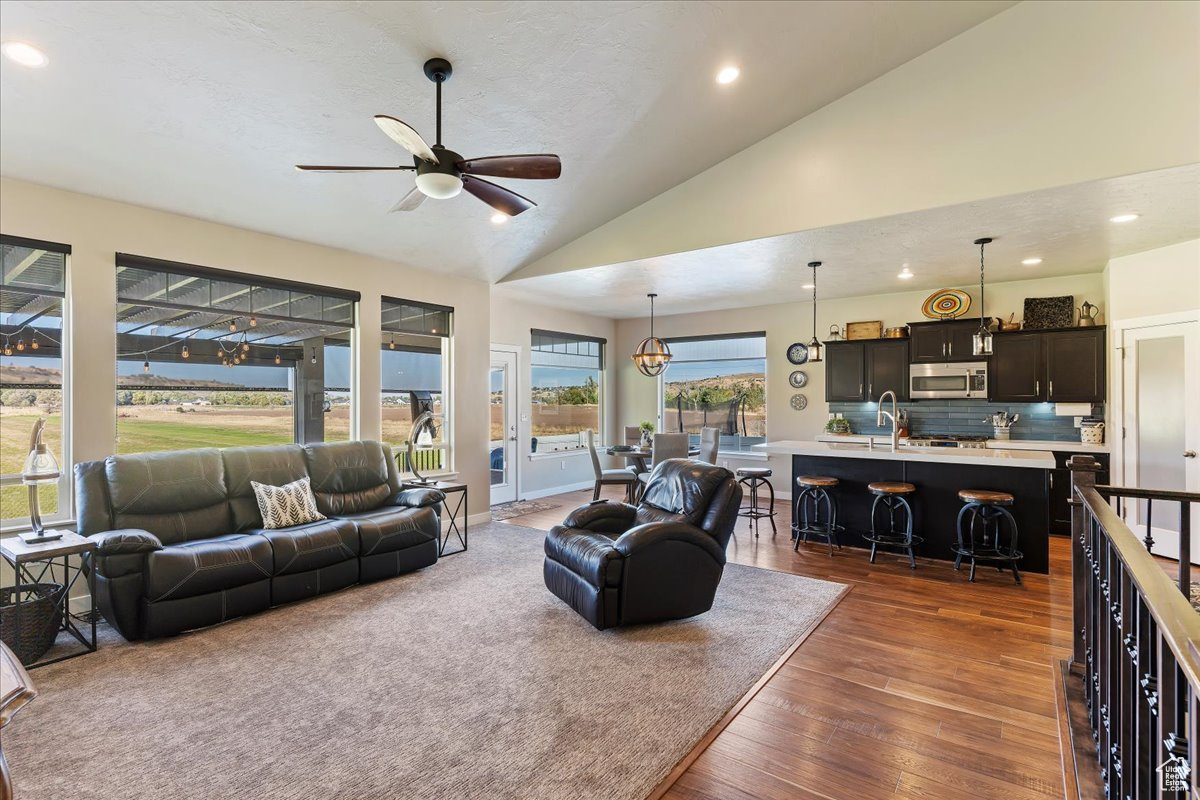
[[613, 522, 726, 566], [561, 501, 637, 535], [545, 526, 623, 587], [88, 529, 163, 556], [392, 488, 445, 509]]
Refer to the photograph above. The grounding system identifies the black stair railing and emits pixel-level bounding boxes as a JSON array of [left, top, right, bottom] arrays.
[[1068, 454, 1200, 799]]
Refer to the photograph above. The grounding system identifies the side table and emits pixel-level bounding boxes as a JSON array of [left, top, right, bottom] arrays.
[[0, 532, 98, 669], [403, 480, 468, 556]]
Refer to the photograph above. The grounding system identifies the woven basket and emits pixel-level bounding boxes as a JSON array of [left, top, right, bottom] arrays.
[[0, 583, 65, 666]]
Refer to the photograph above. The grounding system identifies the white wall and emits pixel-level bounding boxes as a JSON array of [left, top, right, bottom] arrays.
[[1106, 239, 1200, 323], [0, 177, 493, 518], [512, 0, 1200, 280], [616, 271, 1106, 491], [488, 294, 617, 498]]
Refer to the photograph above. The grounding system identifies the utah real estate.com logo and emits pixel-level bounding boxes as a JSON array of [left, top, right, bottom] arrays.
[[1158, 753, 1190, 793]]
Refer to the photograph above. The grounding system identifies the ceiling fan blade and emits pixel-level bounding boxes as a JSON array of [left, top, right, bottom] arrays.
[[389, 186, 426, 213], [456, 154, 562, 180], [461, 176, 536, 216], [373, 115, 438, 163], [295, 165, 415, 172]]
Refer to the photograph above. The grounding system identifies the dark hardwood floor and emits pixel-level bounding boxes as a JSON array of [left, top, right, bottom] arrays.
[[502, 486, 1072, 800]]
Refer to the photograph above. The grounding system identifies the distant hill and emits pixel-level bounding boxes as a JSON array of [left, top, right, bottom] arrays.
[[664, 371, 764, 389], [2, 363, 242, 389]]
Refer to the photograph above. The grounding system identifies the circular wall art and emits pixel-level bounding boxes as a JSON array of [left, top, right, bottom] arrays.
[[786, 342, 809, 364], [789, 370, 808, 389], [921, 288, 972, 319], [790, 393, 808, 411]]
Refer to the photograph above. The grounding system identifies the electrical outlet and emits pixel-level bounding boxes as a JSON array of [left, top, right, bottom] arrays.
[[560, 460, 566, 470], [1074, 416, 1083, 428]]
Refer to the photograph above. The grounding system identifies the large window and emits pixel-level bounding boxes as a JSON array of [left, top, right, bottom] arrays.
[[530, 330, 604, 453], [114, 254, 358, 453], [662, 333, 766, 453], [381, 297, 451, 474], [1, 236, 70, 527]]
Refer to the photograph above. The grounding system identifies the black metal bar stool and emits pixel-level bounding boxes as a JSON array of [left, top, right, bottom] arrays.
[[863, 481, 922, 569], [793, 475, 842, 556], [952, 489, 1023, 584], [735, 467, 777, 537]]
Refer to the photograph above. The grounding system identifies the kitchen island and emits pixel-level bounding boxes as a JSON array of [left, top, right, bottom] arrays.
[[754, 440, 1055, 573]]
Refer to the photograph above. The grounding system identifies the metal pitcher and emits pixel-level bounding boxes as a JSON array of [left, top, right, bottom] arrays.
[[1078, 301, 1099, 327], [827, 324, 843, 341]]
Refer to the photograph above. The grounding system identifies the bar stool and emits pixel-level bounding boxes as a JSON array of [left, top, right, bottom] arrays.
[[735, 467, 777, 537], [953, 489, 1023, 584], [863, 482, 922, 569], [794, 476, 842, 556]]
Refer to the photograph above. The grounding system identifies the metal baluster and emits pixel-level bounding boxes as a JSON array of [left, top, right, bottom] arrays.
[[1144, 498, 1155, 552], [1179, 501, 1192, 599]]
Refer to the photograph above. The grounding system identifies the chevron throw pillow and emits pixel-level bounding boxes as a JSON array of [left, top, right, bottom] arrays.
[[251, 476, 326, 529]]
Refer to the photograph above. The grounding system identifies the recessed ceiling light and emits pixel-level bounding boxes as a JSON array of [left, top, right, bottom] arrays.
[[1022, 257, 1043, 266], [490, 212, 508, 225], [1110, 213, 1139, 223], [801, 283, 815, 290], [1, 41, 48, 68], [716, 66, 740, 85], [898, 268, 914, 280]]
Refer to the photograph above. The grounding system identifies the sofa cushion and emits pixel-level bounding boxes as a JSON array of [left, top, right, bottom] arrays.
[[144, 534, 273, 602], [252, 476, 326, 529], [341, 506, 438, 556], [303, 441, 398, 516], [106, 449, 231, 545], [222, 444, 308, 531], [248, 518, 359, 576]]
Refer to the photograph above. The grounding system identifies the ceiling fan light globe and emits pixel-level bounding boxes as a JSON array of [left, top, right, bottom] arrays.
[[415, 172, 463, 199]]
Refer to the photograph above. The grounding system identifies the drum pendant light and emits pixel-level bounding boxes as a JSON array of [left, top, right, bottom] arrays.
[[972, 238, 994, 356], [632, 293, 672, 377], [806, 261, 823, 364]]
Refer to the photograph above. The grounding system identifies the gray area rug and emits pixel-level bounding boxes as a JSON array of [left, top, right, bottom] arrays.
[[6, 522, 846, 800], [489, 499, 561, 520]]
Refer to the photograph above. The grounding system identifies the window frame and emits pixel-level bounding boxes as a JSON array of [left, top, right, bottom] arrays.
[[381, 296, 454, 477], [529, 329, 606, 453], [1, 235, 72, 532]]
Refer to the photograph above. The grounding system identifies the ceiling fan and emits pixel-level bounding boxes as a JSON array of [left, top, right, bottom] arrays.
[[296, 58, 561, 217]]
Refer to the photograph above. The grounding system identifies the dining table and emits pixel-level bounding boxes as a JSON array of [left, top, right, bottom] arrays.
[[602, 445, 701, 474]]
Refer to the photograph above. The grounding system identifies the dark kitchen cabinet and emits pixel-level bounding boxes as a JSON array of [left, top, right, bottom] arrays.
[[825, 339, 909, 402], [865, 339, 909, 401], [825, 342, 865, 402], [1049, 451, 1109, 535], [990, 332, 1044, 402], [1045, 328, 1106, 403], [990, 327, 1106, 404], [909, 320, 983, 363]]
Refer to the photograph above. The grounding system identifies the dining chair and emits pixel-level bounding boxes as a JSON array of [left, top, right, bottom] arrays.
[[635, 432, 691, 496], [623, 426, 641, 447], [698, 427, 720, 464], [587, 429, 639, 502]]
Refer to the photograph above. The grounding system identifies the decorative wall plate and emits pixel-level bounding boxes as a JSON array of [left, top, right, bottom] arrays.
[[790, 393, 808, 411], [921, 288, 972, 319], [786, 342, 809, 364], [788, 370, 808, 389]]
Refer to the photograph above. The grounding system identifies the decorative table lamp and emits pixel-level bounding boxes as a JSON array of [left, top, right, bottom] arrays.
[[20, 418, 63, 544], [406, 410, 441, 486]]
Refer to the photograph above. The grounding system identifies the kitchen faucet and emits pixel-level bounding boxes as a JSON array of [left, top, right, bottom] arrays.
[[876, 390, 900, 452]]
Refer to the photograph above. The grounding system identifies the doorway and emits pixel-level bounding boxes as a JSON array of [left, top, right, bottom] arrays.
[[1117, 316, 1200, 563], [489, 348, 520, 506]]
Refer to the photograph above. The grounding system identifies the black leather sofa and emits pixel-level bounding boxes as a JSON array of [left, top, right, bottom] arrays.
[[544, 459, 742, 629], [75, 440, 443, 640]]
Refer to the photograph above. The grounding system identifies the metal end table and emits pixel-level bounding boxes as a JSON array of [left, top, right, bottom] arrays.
[[1, 531, 98, 668], [402, 480, 468, 556]]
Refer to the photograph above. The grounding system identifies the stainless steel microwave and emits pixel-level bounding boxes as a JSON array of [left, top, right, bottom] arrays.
[[909, 362, 988, 399]]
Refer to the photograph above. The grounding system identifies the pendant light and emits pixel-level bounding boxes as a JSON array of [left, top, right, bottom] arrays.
[[806, 261, 823, 364], [972, 237, 993, 356], [632, 293, 672, 377]]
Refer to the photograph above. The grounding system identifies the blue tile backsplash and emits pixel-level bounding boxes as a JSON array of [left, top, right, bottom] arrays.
[[828, 400, 1104, 442]]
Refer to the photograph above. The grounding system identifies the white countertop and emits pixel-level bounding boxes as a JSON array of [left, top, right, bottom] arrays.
[[756, 440, 1055, 469], [815, 434, 1108, 454]]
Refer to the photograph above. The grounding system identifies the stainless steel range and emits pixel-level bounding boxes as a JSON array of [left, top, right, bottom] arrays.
[[905, 434, 989, 449]]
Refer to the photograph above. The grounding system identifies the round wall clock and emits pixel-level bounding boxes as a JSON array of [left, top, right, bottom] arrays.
[[786, 342, 809, 364], [790, 393, 808, 411], [789, 370, 808, 389]]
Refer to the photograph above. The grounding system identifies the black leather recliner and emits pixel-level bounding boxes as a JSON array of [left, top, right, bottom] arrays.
[[544, 458, 743, 630], [75, 440, 443, 640]]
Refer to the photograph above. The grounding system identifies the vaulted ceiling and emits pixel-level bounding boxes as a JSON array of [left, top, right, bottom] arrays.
[[0, 0, 1013, 283]]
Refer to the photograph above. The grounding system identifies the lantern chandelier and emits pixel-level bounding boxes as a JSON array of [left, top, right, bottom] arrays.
[[972, 237, 994, 356], [632, 293, 672, 377], [806, 261, 823, 364]]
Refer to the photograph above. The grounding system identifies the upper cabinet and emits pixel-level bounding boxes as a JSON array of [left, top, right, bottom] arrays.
[[909, 320, 982, 363], [989, 327, 1106, 403], [825, 339, 909, 402]]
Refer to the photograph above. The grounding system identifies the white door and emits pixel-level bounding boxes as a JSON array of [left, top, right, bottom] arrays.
[[489, 350, 519, 505], [1120, 318, 1200, 563]]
